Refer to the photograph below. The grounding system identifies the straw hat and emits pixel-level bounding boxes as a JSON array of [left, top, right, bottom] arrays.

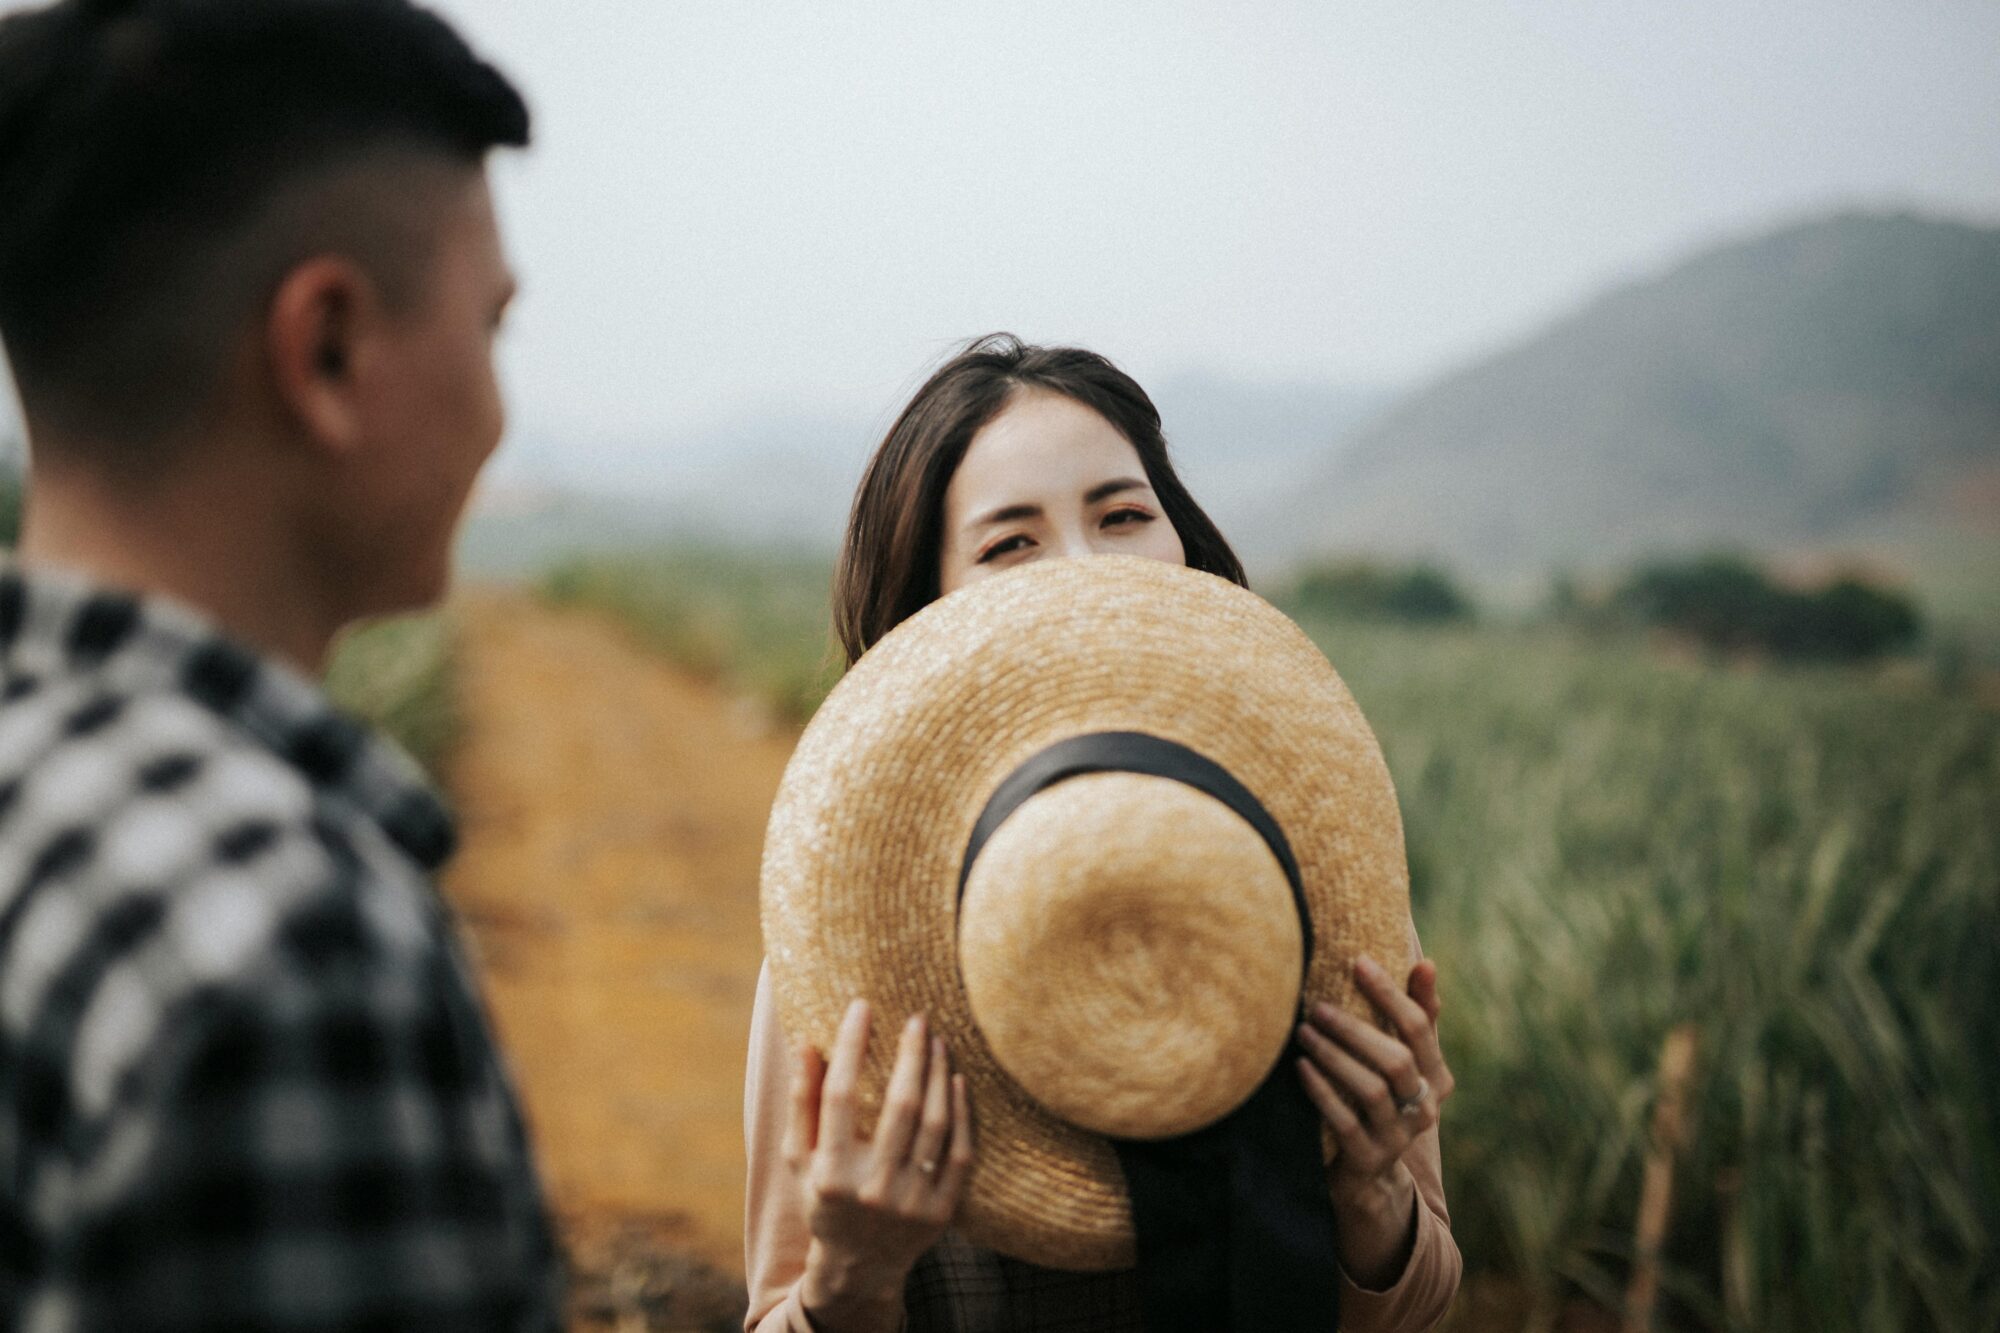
[[760, 555, 1409, 1271]]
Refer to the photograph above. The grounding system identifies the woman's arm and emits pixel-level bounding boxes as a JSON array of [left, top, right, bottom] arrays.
[[1298, 923, 1464, 1331], [1331, 1086, 1461, 1330], [743, 964, 974, 1333], [744, 962, 820, 1332]]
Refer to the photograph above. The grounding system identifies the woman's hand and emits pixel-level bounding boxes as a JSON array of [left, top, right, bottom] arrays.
[[787, 998, 974, 1331], [1295, 954, 1456, 1289]]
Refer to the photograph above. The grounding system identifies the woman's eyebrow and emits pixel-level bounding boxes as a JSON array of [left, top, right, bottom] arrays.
[[1084, 477, 1149, 505], [968, 478, 1149, 531], [969, 501, 1043, 529]]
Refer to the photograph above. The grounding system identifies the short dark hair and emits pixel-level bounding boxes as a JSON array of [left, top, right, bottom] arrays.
[[0, 0, 530, 447], [833, 333, 1248, 664]]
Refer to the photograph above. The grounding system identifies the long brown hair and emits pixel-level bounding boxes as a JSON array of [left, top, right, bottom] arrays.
[[833, 333, 1247, 664]]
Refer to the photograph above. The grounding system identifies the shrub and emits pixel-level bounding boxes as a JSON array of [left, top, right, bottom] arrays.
[[1613, 555, 1921, 662], [1280, 559, 1475, 624]]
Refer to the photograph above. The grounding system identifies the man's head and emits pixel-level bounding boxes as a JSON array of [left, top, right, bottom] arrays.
[[0, 0, 529, 614]]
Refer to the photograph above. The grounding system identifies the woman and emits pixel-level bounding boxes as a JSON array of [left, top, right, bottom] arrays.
[[744, 335, 1461, 1332]]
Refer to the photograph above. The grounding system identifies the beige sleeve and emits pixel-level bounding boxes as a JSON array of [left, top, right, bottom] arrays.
[[1333, 915, 1464, 1331], [743, 961, 820, 1333]]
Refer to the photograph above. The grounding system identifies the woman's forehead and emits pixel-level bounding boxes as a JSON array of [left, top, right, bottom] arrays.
[[951, 393, 1146, 510]]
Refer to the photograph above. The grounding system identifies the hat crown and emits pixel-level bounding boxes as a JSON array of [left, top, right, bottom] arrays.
[[958, 772, 1304, 1141]]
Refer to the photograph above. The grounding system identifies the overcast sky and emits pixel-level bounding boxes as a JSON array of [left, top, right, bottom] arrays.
[[6, 0, 2000, 454]]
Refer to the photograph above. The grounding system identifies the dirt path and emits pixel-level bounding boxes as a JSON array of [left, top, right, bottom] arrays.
[[442, 591, 795, 1290]]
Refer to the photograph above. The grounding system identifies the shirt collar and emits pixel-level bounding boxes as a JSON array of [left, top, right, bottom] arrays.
[[0, 558, 457, 872]]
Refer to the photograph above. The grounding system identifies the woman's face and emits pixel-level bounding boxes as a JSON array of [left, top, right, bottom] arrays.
[[938, 388, 1187, 596]]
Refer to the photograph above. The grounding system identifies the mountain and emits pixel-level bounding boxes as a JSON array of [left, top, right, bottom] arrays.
[[1149, 373, 1391, 549], [1272, 212, 2000, 606], [482, 405, 882, 549], [466, 374, 1391, 569]]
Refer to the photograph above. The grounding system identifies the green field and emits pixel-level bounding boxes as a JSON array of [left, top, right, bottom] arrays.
[[1308, 616, 1998, 1332], [543, 546, 1999, 1333], [541, 547, 841, 724], [324, 611, 461, 776]]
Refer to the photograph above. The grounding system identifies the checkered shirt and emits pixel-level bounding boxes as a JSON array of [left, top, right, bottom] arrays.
[[0, 562, 561, 1331]]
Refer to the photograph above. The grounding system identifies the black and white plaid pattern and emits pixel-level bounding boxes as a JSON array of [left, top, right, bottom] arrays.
[[0, 562, 561, 1331]]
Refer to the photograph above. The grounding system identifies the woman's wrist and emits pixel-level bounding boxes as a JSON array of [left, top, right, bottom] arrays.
[[1328, 1161, 1420, 1291], [799, 1239, 909, 1332]]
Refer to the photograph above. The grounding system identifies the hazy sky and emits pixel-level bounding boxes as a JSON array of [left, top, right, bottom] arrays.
[[5, 0, 2000, 453], [434, 0, 2000, 444]]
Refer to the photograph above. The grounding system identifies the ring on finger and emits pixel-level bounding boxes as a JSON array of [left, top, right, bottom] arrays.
[[1393, 1076, 1431, 1119], [917, 1158, 939, 1175]]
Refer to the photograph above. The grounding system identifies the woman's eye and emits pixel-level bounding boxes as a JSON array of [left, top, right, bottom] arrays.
[[1103, 508, 1154, 528], [978, 535, 1032, 564]]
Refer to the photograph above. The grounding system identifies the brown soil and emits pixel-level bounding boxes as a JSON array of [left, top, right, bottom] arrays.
[[442, 591, 796, 1329]]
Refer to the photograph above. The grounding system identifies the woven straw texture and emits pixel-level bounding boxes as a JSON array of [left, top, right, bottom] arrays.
[[961, 771, 1304, 1141], [760, 556, 1410, 1271]]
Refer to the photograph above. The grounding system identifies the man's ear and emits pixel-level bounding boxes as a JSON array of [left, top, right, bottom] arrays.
[[267, 256, 380, 455]]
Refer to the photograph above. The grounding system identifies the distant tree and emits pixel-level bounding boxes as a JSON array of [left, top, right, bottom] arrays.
[[1283, 559, 1475, 624], [1613, 554, 1920, 662], [1616, 555, 1778, 653], [1778, 577, 1921, 661]]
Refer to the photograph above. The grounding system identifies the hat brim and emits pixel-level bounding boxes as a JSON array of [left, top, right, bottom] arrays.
[[760, 556, 1411, 1270]]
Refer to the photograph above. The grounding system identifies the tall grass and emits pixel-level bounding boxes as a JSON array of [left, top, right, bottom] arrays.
[[539, 546, 839, 723], [541, 549, 2000, 1330], [324, 612, 461, 775], [1309, 618, 2000, 1332]]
